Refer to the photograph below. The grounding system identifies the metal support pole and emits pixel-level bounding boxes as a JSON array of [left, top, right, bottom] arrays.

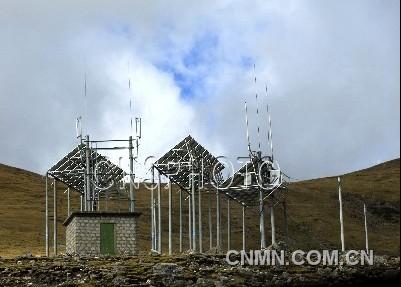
[[179, 189, 183, 253], [67, 188, 71, 217], [53, 178, 57, 256], [191, 170, 196, 251], [227, 198, 231, 251], [153, 202, 157, 251], [338, 177, 345, 252], [242, 205, 246, 251], [168, 179, 172, 255], [85, 135, 91, 211], [158, 172, 162, 253], [216, 187, 221, 251], [189, 193, 192, 250], [198, 185, 203, 253], [129, 136, 135, 212], [105, 189, 108, 211], [259, 189, 266, 249], [151, 166, 155, 250], [45, 173, 49, 257], [208, 190, 212, 250], [283, 199, 288, 245], [364, 203, 369, 252], [270, 204, 276, 245], [80, 195, 83, 212]]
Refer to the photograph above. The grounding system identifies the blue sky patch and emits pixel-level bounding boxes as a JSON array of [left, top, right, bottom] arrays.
[[183, 33, 218, 69], [156, 32, 219, 100]]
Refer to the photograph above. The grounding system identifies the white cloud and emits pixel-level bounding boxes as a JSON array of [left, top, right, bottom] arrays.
[[0, 0, 399, 180]]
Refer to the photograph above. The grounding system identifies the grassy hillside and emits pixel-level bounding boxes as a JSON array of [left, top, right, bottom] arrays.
[[0, 159, 399, 258]]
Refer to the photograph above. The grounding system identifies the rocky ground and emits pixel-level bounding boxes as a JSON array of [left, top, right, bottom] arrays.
[[0, 253, 399, 287]]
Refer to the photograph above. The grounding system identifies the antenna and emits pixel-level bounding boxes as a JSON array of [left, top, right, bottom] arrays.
[[128, 61, 133, 136], [83, 71, 88, 135], [265, 84, 274, 161], [76, 116, 82, 144], [254, 64, 261, 154], [245, 101, 252, 156], [135, 117, 142, 139]]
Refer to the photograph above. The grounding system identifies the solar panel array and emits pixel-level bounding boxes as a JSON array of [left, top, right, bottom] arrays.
[[154, 135, 288, 206], [154, 135, 225, 193], [48, 144, 125, 194], [221, 158, 288, 207]]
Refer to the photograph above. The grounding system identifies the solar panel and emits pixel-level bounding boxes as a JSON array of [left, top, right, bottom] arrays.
[[154, 135, 224, 193], [48, 144, 125, 194], [221, 157, 288, 207]]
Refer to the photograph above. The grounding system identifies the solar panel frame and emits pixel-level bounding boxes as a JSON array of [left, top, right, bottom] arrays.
[[154, 135, 225, 194], [220, 158, 289, 207], [48, 144, 125, 194]]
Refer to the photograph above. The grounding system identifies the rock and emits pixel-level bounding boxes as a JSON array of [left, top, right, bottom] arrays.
[[153, 263, 183, 276], [281, 271, 290, 279], [329, 268, 338, 278], [112, 275, 127, 286], [266, 241, 287, 251], [196, 277, 215, 286], [205, 247, 220, 255]]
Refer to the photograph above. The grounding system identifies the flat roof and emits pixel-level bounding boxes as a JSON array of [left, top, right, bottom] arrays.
[[63, 211, 141, 226]]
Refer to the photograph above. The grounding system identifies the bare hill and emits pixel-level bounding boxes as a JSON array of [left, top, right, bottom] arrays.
[[0, 159, 399, 258]]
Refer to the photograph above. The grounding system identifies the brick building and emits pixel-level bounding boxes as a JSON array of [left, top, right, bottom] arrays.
[[63, 212, 141, 256]]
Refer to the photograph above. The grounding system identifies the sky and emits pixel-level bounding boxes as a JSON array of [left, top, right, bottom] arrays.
[[0, 0, 399, 181]]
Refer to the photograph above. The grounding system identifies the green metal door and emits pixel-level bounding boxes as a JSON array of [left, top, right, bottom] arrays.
[[100, 223, 115, 255]]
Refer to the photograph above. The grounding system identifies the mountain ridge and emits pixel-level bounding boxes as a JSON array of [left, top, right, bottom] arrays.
[[0, 158, 399, 257]]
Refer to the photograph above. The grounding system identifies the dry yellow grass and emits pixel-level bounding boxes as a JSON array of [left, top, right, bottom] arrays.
[[0, 159, 399, 258]]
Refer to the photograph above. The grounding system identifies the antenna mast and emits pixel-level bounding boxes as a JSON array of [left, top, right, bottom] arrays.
[[265, 84, 274, 161], [244, 101, 252, 158], [128, 61, 133, 136], [84, 70, 88, 130], [254, 64, 261, 154]]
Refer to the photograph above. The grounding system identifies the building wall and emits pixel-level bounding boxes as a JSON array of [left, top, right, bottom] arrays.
[[66, 215, 138, 256]]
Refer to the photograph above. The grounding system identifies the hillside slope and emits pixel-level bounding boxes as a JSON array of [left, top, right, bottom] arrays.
[[0, 159, 399, 257]]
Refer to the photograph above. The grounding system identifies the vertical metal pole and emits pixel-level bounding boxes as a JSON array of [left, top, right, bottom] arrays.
[[216, 187, 221, 251], [179, 189, 183, 253], [198, 185, 203, 253], [168, 179, 172, 255], [53, 178, 57, 256], [153, 202, 157, 251], [364, 203, 369, 252], [283, 199, 288, 245], [242, 205, 246, 251], [270, 204, 276, 245], [85, 135, 91, 211], [259, 189, 266, 249], [80, 195, 83, 212], [45, 173, 49, 257], [117, 188, 121, 212], [129, 136, 135, 212], [191, 169, 196, 251], [338, 177, 345, 252], [158, 172, 162, 253], [151, 166, 155, 250], [83, 174, 86, 212], [67, 188, 71, 217], [105, 189, 108, 211], [227, 198, 231, 251], [189, 193, 192, 250], [208, 190, 212, 250]]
